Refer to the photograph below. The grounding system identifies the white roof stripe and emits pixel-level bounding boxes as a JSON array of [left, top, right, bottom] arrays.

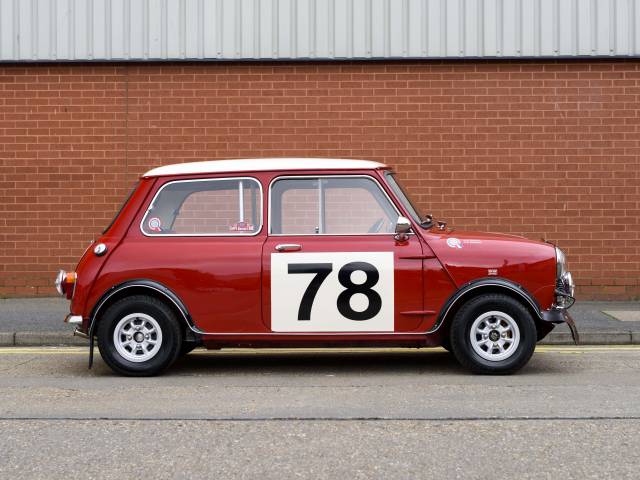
[[142, 158, 387, 177]]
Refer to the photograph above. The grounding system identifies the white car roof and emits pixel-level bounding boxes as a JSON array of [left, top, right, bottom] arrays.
[[142, 158, 388, 178]]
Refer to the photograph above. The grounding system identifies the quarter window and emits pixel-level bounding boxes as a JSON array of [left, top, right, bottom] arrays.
[[270, 177, 399, 235], [141, 178, 262, 236]]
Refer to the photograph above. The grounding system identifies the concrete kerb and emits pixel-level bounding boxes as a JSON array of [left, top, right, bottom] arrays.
[[12, 332, 87, 347], [539, 331, 634, 345], [0, 332, 16, 346]]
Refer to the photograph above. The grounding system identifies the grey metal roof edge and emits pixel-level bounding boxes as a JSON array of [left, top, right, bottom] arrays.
[[1, 54, 639, 65]]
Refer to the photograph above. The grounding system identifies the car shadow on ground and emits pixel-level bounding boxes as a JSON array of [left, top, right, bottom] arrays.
[[81, 348, 562, 377], [168, 349, 468, 376]]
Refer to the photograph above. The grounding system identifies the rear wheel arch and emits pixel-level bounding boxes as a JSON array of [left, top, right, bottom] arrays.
[[97, 294, 183, 376], [89, 281, 197, 339]]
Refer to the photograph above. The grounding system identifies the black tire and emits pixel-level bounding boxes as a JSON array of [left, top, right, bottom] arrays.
[[97, 295, 182, 376], [449, 293, 537, 375]]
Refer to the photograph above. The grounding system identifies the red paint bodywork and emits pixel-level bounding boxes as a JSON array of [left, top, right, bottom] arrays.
[[68, 166, 557, 349]]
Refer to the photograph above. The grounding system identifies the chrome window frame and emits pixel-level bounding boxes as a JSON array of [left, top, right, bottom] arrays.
[[268, 174, 406, 237], [140, 176, 264, 237]]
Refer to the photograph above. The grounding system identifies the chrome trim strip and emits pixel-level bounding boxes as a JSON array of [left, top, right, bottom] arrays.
[[266, 232, 416, 237], [139, 176, 264, 237], [267, 174, 406, 237]]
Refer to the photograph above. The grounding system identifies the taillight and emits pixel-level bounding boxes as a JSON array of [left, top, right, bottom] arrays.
[[55, 270, 77, 299]]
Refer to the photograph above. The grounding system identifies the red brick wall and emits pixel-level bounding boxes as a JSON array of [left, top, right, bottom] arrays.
[[1, 60, 639, 299]]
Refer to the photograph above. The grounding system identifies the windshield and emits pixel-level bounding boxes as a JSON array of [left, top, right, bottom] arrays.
[[384, 172, 428, 227]]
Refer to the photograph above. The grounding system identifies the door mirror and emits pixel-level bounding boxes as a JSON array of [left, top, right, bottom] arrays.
[[394, 216, 412, 242]]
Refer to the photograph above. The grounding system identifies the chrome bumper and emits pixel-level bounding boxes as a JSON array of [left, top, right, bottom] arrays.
[[64, 314, 83, 325], [66, 315, 89, 339]]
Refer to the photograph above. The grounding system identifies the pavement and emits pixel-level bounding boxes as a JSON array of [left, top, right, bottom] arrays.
[[1, 346, 639, 478], [0, 297, 639, 345]]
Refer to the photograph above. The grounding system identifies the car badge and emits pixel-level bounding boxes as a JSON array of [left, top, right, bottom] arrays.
[[446, 237, 463, 249]]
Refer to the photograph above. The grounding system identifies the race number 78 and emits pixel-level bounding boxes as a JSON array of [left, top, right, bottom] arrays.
[[288, 261, 382, 321], [270, 251, 394, 333]]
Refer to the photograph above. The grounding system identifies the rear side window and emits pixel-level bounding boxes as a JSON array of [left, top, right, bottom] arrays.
[[141, 178, 262, 236]]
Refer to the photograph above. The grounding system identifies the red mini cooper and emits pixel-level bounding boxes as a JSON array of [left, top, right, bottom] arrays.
[[55, 158, 577, 376]]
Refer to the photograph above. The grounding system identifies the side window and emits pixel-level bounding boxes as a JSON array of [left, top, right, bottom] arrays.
[[270, 177, 398, 235], [276, 179, 320, 235], [141, 178, 262, 236]]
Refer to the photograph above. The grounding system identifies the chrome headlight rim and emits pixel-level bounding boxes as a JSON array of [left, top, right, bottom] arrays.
[[561, 271, 575, 298], [554, 246, 575, 309], [555, 246, 567, 278]]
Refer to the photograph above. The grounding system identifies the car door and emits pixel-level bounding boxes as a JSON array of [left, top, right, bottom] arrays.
[[262, 174, 425, 334]]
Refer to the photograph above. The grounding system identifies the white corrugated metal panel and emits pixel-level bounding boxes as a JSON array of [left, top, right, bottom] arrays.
[[0, 0, 639, 61]]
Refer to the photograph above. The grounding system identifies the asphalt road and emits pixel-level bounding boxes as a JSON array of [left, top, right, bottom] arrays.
[[1, 346, 639, 479]]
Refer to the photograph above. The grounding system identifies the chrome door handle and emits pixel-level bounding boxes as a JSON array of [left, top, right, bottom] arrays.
[[275, 244, 302, 252]]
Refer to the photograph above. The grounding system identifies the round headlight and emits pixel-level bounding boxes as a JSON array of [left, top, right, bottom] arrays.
[[555, 246, 566, 278]]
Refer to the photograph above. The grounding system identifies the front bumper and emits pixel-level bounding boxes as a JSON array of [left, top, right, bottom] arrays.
[[541, 258, 579, 344]]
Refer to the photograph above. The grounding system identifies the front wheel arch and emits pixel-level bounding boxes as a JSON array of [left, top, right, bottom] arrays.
[[449, 292, 537, 374], [436, 282, 544, 343]]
